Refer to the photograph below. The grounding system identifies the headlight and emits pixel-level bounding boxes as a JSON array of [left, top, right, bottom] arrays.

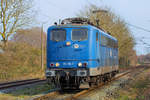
[[78, 62, 82, 67], [66, 41, 71, 46], [55, 63, 60, 67]]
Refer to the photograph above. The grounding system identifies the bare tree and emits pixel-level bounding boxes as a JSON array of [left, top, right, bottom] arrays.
[[0, 0, 33, 46], [12, 27, 46, 48], [11, 27, 47, 70]]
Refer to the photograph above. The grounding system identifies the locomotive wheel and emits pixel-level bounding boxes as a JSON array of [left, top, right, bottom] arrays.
[[109, 73, 112, 81], [76, 81, 80, 89], [96, 76, 102, 86], [103, 75, 107, 83], [89, 77, 97, 87], [54, 80, 59, 88], [75, 84, 80, 89], [60, 84, 65, 90], [95, 78, 100, 86], [89, 82, 92, 87], [106, 74, 109, 82], [75, 77, 80, 89], [89, 82, 95, 87]]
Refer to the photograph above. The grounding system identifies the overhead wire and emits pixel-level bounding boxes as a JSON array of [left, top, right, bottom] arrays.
[[126, 23, 150, 33], [126, 22, 150, 50]]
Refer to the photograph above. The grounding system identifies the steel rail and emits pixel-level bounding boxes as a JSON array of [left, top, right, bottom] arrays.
[[33, 88, 61, 100], [0, 78, 46, 90]]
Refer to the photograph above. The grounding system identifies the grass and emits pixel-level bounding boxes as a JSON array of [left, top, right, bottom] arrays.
[[117, 96, 129, 100], [0, 42, 45, 82], [133, 78, 149, 90], [116, 67, 150, 100], [0, 83, 52, 100]]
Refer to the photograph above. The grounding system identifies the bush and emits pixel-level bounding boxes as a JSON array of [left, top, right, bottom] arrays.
[[0, 42, 44, 81]]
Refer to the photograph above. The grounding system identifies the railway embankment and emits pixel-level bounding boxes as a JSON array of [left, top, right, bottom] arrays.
[[114, 66, 150, 100], [77, 65, 150, 100]]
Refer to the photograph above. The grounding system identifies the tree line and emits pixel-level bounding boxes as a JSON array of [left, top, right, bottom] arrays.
[[138, 53, 150, 64], [0, 1, 137, 67]]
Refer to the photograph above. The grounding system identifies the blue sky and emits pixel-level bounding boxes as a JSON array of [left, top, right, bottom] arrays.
[[34, 0, 150, 55]]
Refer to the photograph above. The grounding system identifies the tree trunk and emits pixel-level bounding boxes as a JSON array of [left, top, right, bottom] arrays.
[[2, 39, 8, 49]]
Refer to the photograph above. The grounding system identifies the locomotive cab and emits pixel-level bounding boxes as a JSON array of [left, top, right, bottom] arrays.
[[46, 18, 119, 89], [46, 25, 91, 88]]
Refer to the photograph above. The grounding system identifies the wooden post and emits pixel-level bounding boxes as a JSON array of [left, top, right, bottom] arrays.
[[41, 24, 44, 70]]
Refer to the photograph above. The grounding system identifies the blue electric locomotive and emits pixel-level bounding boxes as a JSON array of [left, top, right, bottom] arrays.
[[46, 18, 119, 89]]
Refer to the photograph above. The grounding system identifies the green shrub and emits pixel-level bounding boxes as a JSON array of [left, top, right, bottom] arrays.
[[118, 95, 130, 100]]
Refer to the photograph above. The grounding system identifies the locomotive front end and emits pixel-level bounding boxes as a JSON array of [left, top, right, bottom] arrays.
[[46, 25, 90, 88]]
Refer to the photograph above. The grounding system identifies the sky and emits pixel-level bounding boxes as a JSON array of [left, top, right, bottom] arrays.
[[34, 0, 150, 55]]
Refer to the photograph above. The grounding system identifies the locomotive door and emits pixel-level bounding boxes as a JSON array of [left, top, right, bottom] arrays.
[[96, 32, 100, 66]]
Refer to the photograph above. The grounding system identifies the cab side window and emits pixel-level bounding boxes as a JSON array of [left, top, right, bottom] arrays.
[[96, 32, 98, 41], [101, 35, 108, 46]]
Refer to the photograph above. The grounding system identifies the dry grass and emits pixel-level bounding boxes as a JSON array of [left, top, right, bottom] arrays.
[[116, 67, 150, 100], [0, 42, 45, 82]]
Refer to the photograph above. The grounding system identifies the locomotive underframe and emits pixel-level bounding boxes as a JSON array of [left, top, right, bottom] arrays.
[[46, 68, 119, 89], [46, 68, 88, 89], [46, 68, 89, 77]]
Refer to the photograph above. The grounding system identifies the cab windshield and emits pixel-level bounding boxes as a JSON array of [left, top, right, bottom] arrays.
[[51, 29, 66, 41], [72, 29, 88, 41]]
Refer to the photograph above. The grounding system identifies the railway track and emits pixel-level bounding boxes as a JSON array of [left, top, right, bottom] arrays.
[[33, 65, 150, 100], [67, 66, 150, 100], [65, 70, 131, 100], [0, 78, 46, 90], [33, 69, 132, 100]]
